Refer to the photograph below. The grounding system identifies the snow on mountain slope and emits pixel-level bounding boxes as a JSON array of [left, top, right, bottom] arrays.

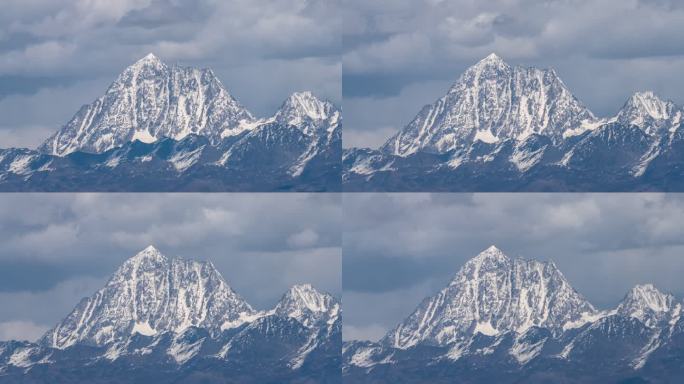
[[617, 284, 678, 328], [275, 91, 342, 177], [344, 246, 684, 381], [0, 247, 341, 382], [615, 91, 683, 135], [39, 54, 255, 156], [216, 91, 341, 177], [275, 284, 341, 327], [275, 91, 339, 132], [382, 54, 596, 156], [271, 284, 341, 370], [383, 246, 596, 349], [40, 246, 255, 349]]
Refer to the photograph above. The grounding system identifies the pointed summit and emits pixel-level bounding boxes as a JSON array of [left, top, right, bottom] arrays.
[[480, 245, 506, 257], [41, 248, 255, 349], [275, 284, 339, 327], [625, 91, 672, 118], [616, 91, 681, 134], [386, 247, 595, 348], [122, 245, 167, 267], [461, 245, 510, 270], [39, 54, 254, 156], [381, 53, 595, 156], [136, 245, 163, 257], [139, 52, 161, 63], [476, 53, 507, 66], [617, 284, 676, 327], [462, 53, 510, 77], [281, 284, 331, 312], [275, 91, 337, 128], [128, 53, 166, 71]]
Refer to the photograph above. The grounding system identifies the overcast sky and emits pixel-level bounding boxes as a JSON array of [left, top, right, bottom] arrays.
[[343, 193, 684, 341], [0, 0, 341, 149], [0, 194, 341, 342], [343, 0, 684, 148]]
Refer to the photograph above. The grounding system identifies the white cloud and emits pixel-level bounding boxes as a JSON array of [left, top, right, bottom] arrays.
[[0, 321, 49, 342], [288, 229, 320, 248], [0, 276, 106, 341]]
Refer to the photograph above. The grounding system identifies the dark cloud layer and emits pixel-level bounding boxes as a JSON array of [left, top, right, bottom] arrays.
[[0, 0, 341, 148], [343, 0, 684, 148], [343, 194, 684, 341], [0, 194, 341, 341]]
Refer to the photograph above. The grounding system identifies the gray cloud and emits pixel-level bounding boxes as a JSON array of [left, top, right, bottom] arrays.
[[343, 0, 684, 148], [0, 193, 341, 341], [343, 194, 684, 341], [0, 0, 341, 149]]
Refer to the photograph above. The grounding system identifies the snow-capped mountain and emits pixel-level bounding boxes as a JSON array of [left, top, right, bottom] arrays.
[[343, 246, 684, 383], [615, 91, 683, 135], [384, 246, 595, 349], [275, 284, 341, 328], [275, 91, 339, 131], [381, 53, 595, 156], [616, 284, 679, 328], [41, 246, 255, 349], [40, 54, 255, 156], [344, 54, 684, 192], [0, 54, 341, 192], [0, 246, 341, 383]]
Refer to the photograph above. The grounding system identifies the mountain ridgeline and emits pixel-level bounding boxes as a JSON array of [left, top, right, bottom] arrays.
[[343, 246, 684, 383], [0, 246, 342, 383], [344, 54, 684, 191], [0, 54, 341, 191]]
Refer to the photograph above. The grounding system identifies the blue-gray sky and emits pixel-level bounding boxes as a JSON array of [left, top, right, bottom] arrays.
[[0, 0, 341, 149], [343, 0, 684, 148], [0, 194, 341, 342], [343, 194, 684, 341]]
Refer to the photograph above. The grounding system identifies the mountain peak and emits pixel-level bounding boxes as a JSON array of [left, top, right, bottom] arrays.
[[139, 52, 161, 63], [616, 91, 680, 134], [136, 244, 163, 257], [39, 54, 255, 156], [290, 283, 316, 292], [276, 284, 338, 327], [462, 52, 510, 76], [467, 245, 510, 265], [633, 90, 658, 99], [381, 54, 594, 156], [477, 52, 506, 66], [626, 91, 670, 112], [129, 53, 165, 70], [276, 91, 336, 127], [483, 244, 505, 255], [386, 247, 594, 348], [618, 284, 674, 320], [279, 284, 333, 313], [41, 248, 254, 349], [122, 245, 167, 266]]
